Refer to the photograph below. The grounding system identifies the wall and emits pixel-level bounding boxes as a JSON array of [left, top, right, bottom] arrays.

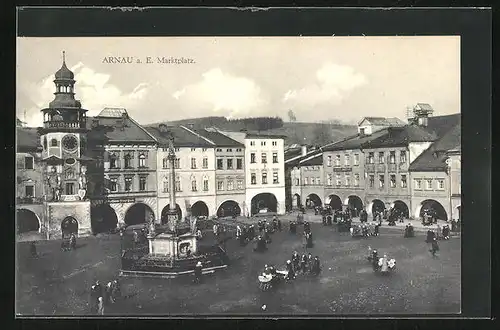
[[46, 200, 92, 238], [408, 142, 433, 164], [16, 152, 44, 201], [410, 171, 450, 220], [300, 164, 325, 205]]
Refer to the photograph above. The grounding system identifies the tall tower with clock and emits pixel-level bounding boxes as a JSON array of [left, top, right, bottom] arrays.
[[38, 52, 92, 238]]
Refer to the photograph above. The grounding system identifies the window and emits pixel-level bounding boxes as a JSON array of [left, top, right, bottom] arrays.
[[250, 153, 256, 163], [437, 179, 445, 190], [175, 177, 181, 192], [236, 158, 243, 169], [174, 158, 180, 169], [345, 176, 350, 186], [162, 179, 169, 193], [368, 152, 374, 164], [124, 177, 133, 191], [336, 174, 341, 186], [124, 154, 132, 168], [203, 178, 209, 191], [216, 148, 222, 152], [426, 179, 433, 190], [50, 139, 58, 147], [327, 156, 332, 166], [66, 182, 75, 195], [401, 175, 407, 188], [139, 176, 147, 191], [202, 157, 208, 169], [237, 179, 244, 190], [400, 150, 407, 164], [251, 173, 257, 185], [272, 152, 278, 163], [261, 141, 266, 146], [250, 141, 255, 146], [389, 151, 396, 164], [272, 141, 277, 146], [217, 159, 223, 170], [354, 154, 360, 166], [191, 148, 196, 152], [25, 185, 34, 197], [226, 148, 232, 152], [335, 155, 341, 166], [191, 158, 197, 169], [379, 175, 385, 188], [327, 174, 332, 186], [217, 180, 224, 191], [359, 128, 365, 135], [175, 148, 180, 152], [227, 180, 234, 191], [390, 174, 396, 188], [354, 173, 360, 186], [344, 154, 350, 166], [227, 159, 233, 169], [24, 156, 34, 169], [138, 153, 147, 167], [202, 148, 207, 152], [109, 177, 118, 192], [295, 178, 300, 186], [261, 153, 267, 164], [236, 148, 242, 152], [316, 177, 321, 185], [273, 172, 279, 184], [414, 179, 422, 190], [304, 177, 308, 185], [262, 172, 268, 184], [110, 156, 119, 169], [162, 157, 169, 169], [191, 178, 197, 191], [378, 152, 385, 164], [369, 175, 375, 188]]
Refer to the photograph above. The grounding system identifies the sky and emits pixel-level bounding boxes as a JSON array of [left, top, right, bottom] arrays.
[[16, 36, 460, 127]]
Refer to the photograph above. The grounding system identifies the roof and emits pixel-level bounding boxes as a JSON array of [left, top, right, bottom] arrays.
[[17, 127, 41, 152], [362, 125, 437, 149], [322, 129, 389, 152], [146, 126, 214, 148], [286, 149, 321, 167], [97, 107, 128, 118], [245, 132, 287, 139], [422, 113, 460, 139], [358, 117, 406, 127], [54, 55, 75, 81], [195, 129, 244, 147], [299, 152, 323, 166], [408, 123, 461, 172], [415, 103, 434, 112], [90, 113, 157, 143]]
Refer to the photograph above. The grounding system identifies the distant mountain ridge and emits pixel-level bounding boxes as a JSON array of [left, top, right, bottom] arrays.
[[147, 116, 358, 146]]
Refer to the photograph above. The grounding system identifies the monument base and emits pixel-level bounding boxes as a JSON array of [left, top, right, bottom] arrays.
[[148, 232, 198, 258]]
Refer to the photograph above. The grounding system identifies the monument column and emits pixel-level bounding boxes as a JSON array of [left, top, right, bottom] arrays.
[[167, 136, 179, 234]]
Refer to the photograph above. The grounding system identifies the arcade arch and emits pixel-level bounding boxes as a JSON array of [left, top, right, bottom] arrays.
[[191, 201, 209, 218], [217, 200, 241, 218], [416, 199, 448, 221], [91, 204, 118, 234], [124, 203, 155, 226], [17, 209, 40, 234], [327, 194, 342, 210], [161, 204, 182, 224], [306, 193, 322, 208], [251, 193, 278, 215]]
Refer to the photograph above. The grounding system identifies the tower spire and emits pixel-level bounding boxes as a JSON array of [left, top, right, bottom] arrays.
[[62, 51, 66, 64]]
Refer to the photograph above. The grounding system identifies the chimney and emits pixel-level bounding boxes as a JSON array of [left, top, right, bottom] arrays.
[[301, 145, 307, 156], [187, 123, 195, 130], [417, 116, 429, 127]]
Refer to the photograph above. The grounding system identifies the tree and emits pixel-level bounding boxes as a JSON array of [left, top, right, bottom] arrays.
[[288, 110, 297, 123]]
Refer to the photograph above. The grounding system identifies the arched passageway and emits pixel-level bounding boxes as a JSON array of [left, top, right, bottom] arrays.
[[125, 203, 155, 226], [371, 199, 386, 216], [345, 195, 363, 216], [91, 204, 118, 234], [61, 216, 78, 237], [391, 200, 409, 219], [191, 201, 209, 217], [217, 200, 241, 218], [327, 194, 343, 211], [292, 194, 302, 209], [419, 199, 448, 221], [251, 193, 278, 215], [306, 194, 322, 208], [17, 209, 40, 234], [161, 204, 182, 224]]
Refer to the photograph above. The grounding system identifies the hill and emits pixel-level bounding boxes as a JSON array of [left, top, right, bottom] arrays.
[[148, 117, 358, 146]]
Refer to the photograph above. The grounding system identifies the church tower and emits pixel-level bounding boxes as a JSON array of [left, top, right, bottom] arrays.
[[39, 52, 92, 238]]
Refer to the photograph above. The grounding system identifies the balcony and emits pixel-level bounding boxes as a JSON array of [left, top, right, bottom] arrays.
[[17, 197, 44, 204], [43, 121, 85, 129]]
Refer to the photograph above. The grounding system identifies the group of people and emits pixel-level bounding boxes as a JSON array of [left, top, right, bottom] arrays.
[[367, 248, 394, 273], [235, 223, 257, 246], [254, 217, 281, 252], [351, 222, 380, 238], [90, 279, 121, 315], [61, 233, 77, 251], [404, 223, 415, 238], [287, 251, 321, 278]]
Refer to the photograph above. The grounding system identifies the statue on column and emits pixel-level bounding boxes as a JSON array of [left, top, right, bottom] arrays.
[[148, 212, 156, 236], [47, 167, 60, 201], [78, 166, 88, 190]]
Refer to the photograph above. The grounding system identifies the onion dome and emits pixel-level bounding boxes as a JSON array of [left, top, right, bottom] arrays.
[[54, 51, 74, 80]]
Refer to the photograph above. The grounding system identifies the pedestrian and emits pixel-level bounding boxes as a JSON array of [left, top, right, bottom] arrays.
[[285, 260, 295, 280], [97, 296, 104, 315], [430, 237, 440, 257], [106, 281, 114, 304], [70, 234, 76, 250], [442, 224, 450, 240], [277, 218, 282, 231], [436, 225, 442, 240], [194, 261, 203, 283]]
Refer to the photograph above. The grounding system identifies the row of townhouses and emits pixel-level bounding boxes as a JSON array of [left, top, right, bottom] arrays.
[[16, 57, 287, 239], [285, 105, 461, 223]]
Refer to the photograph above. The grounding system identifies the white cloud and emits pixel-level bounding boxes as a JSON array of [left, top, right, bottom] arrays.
[[282, 63, 367, 107], [171, 68, 268, 118], [17, 63, 149, 127]]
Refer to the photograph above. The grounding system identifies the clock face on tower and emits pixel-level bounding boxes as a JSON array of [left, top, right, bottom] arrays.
[[62, 134, 78, 152]]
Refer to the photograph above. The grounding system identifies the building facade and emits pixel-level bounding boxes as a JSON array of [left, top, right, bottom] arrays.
[[195, 129, 246, 218], [89, 108, 159, 231], [447, 146, 461, 221], [298, 152, 325, 209], [16, 127, 44, 235]]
